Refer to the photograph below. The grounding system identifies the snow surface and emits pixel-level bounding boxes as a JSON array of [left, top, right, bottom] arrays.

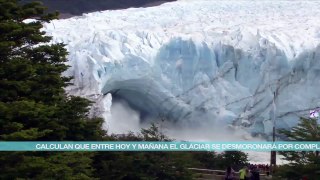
[[43, 0, 320, 139]]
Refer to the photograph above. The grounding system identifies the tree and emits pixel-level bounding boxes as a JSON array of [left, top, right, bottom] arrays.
[[192, 151, 217, 169], [93, 123, 193, 180], [140, 123, 171, 141], [219, 151, 249, 168], [276, 117, 320, 179], [0, 0, 105, 179], [193, 150, 248, 170], [0, 0, 105, 142]]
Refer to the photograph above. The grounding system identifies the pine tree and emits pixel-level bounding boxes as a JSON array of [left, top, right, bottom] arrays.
[[0, 1, 105, 178]]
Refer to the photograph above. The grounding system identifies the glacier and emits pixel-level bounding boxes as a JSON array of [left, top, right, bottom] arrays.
[[43, 0, 320, 139]]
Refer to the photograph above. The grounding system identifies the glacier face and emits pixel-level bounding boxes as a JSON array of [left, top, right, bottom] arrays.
[[43, 0, 320, 137]]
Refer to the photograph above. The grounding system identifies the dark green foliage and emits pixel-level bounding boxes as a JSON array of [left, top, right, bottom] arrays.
[[0, 1, 104, 179], [93, 124, 194, 180], [0, 152, 96, 179], [93, 124, 249, 179], [193, 151, 248, 170], [275, 117, 320, 179], [192, 151, 217, 169], [0, 0, 105, 141], [217, 151, 249, 169], [141, 123, 171, 141]]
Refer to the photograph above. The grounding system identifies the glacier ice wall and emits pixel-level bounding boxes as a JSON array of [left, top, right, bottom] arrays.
[[43, 0, 320, 137]]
